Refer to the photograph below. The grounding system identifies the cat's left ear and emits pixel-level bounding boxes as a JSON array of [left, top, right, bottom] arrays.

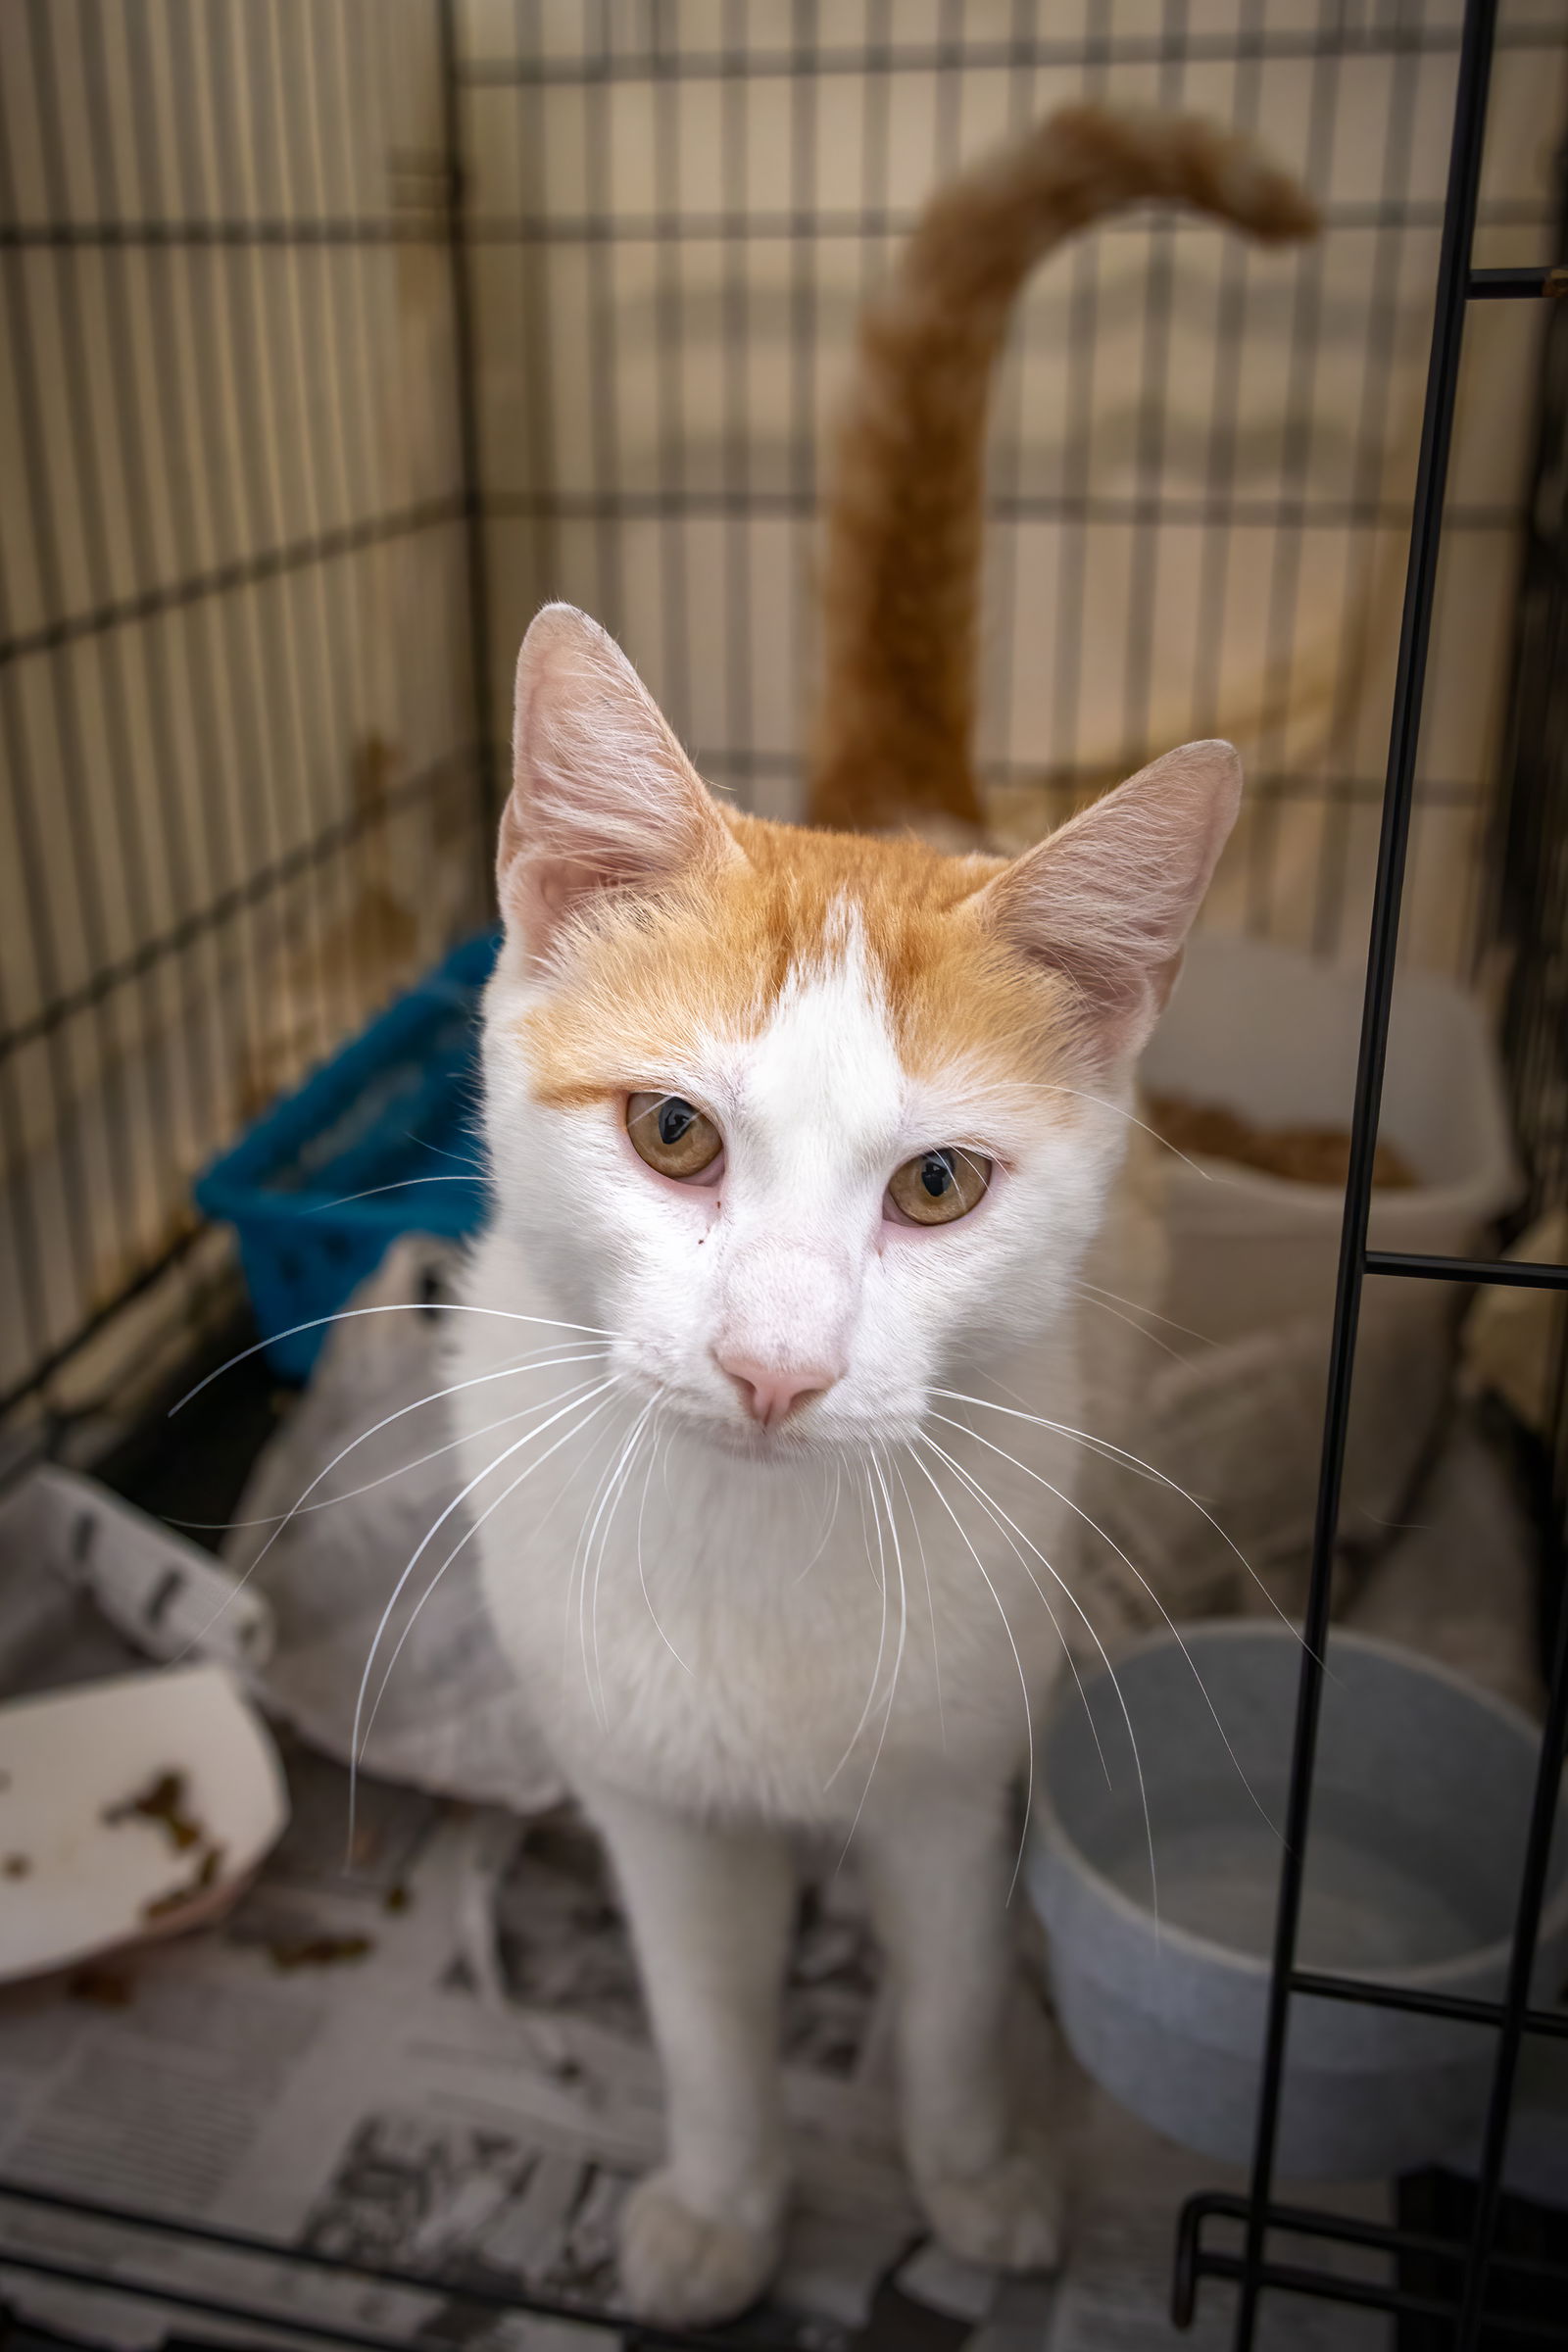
[[974, 740, 1242, 1063], [499, 603, 741, 960]]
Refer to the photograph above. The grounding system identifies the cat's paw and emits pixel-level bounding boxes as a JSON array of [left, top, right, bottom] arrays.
[[917, 2134, 1064, 2274], [617, 2170, 783, 2327]]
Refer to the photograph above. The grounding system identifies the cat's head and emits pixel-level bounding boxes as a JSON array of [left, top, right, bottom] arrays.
[[480, 605, 1239, 1457]]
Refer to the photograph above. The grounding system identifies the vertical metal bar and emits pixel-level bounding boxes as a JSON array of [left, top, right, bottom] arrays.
[[1490, 142, 1568, 1242], [0, 6, 116, 1329], [1189, 0, 1263, 748], [584, 0, 624, 643], [183, 0, 307, 1097], [1243, 0, 1337, 938], [651, 6, 693, 745], [719, 0, 754, 794], [1309, 12, 1424, 956], [934, 0, 963, 179], [274, 0, 364, 1040], [327, 0, 398, 823], [77, 0, 225, 1173], [1121, 0, 1188, 775], [517, 0, 560, 619], [1232, 2, 1498, 2342], [987, 0, 1040, 809], [1050, 0, 1110, 798], [26, 0, 176, 1259], [153, 0, 274, 1128], [224, 0, 336, 1065], [789, 0, 818, 810]]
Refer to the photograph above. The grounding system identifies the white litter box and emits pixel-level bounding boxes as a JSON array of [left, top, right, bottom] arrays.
[[1145, 934, 1520, 1346]]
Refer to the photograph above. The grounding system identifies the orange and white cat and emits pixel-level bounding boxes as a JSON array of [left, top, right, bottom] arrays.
[[451, 105, 1313, 2326]]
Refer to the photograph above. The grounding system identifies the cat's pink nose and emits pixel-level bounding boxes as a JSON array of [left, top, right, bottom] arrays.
[[715, 1351, 841, 1427]]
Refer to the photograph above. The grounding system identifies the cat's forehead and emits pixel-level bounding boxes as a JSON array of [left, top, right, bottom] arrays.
[[516, 811, 1071, 1110], [723, 895, 905, 1161]]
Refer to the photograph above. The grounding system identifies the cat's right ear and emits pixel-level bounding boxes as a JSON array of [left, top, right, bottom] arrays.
[[973, 739, 1242, 1064], [499, 604, 741, 961]]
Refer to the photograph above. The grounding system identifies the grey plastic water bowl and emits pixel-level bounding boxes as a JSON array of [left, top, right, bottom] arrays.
[[1027, 1624, 1568, 2180]]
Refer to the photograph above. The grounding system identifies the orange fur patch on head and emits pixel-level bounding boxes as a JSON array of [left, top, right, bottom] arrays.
[[519, 811, 1080, 1113]]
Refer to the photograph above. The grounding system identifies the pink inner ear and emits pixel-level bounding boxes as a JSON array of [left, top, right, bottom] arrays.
[[498, 603, 739, 957], [534, 857, 617, 916], [978, 739, 1242, 1063]]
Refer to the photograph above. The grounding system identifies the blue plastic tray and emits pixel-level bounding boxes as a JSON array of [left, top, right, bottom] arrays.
[[195, 931, 500, 1380]]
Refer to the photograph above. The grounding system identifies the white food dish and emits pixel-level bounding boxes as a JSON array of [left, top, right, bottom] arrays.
[[1147, 933, 1519, 1344], [0, 1663, 289, 1984]]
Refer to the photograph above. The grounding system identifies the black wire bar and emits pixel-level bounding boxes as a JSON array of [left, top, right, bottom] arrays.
[[0, 2178, 806, 2352], [458, 20, 1568, 86], [1173, 2192, 1567, 2343]]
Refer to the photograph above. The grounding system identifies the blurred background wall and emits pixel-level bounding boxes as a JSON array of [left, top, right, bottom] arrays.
[[1, 0, 1565, 1426], [463, 0, 1566, 965]]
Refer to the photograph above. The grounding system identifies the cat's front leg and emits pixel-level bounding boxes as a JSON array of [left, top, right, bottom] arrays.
[[580, 1776, 797, 2327], [860, 1775, 1062, 2274]]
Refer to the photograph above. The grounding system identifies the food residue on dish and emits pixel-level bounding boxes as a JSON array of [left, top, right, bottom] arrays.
[[103, 1774, 230, 1922], [103, 1770, 205, 1852], [1147, 1093, 1417, 1191], [140, 1844, 226, 1922], [3, 1853, 30, 1879]]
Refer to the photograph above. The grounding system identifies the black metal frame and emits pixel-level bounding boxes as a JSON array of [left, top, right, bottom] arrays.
[[1, 3, 1566, 2348], [1179, 3, 1568, 2343]]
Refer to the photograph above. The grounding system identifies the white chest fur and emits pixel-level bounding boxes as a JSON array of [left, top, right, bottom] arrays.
[[448, 1228, 1089, 1826]]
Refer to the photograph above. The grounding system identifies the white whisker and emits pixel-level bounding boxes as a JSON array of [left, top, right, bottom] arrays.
[[171, 1346, 614, 1659], [1077, 1279, 1216, 1348], [349, 1374, 620, 1843], [853, 1470, 882, 1593], [561, 1408, 640, 1691], [170, 1346, 614, 1536], [890, 1450, 944, 1752], [823, 1464, 890, 1793], [904, 1444, 1037, 1902], [1042, 1083, 1214, 1179], [793, 1455, 844, 1587], [1071, 1286, 1189, 1363], [916, 1431, 1149, 1924], [306, 1175, 479, 1213], [929, 1408, 1281, 1840], [567, 1408, 634, 1719], [921, 1430, 1152, 1929], [634, 1416, 692, 1673], [587, 1400, 661, 1721], [931, 1387, 1307, 1645], [834, 1448, 909, 1864], [405, 1130, 473, 1164], [921, 1429, 1109, 1791], [172, 1302, 615, 1414], [360, 1384, 622, 1771]]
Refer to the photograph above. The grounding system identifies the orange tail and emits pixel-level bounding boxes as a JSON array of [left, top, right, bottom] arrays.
[[807, 104, 1317, 836]]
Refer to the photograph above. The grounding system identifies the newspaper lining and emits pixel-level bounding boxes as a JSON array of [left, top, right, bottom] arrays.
[[0, 1732, 1392, 2352]]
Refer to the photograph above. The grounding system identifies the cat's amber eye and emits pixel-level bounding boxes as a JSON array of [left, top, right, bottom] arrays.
[[887, 1148, 992, 1227], [627, 1091, 724, 1180]]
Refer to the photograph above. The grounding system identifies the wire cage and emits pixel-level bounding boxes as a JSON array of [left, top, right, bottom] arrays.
[[0, 2, 1565, 2348]]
